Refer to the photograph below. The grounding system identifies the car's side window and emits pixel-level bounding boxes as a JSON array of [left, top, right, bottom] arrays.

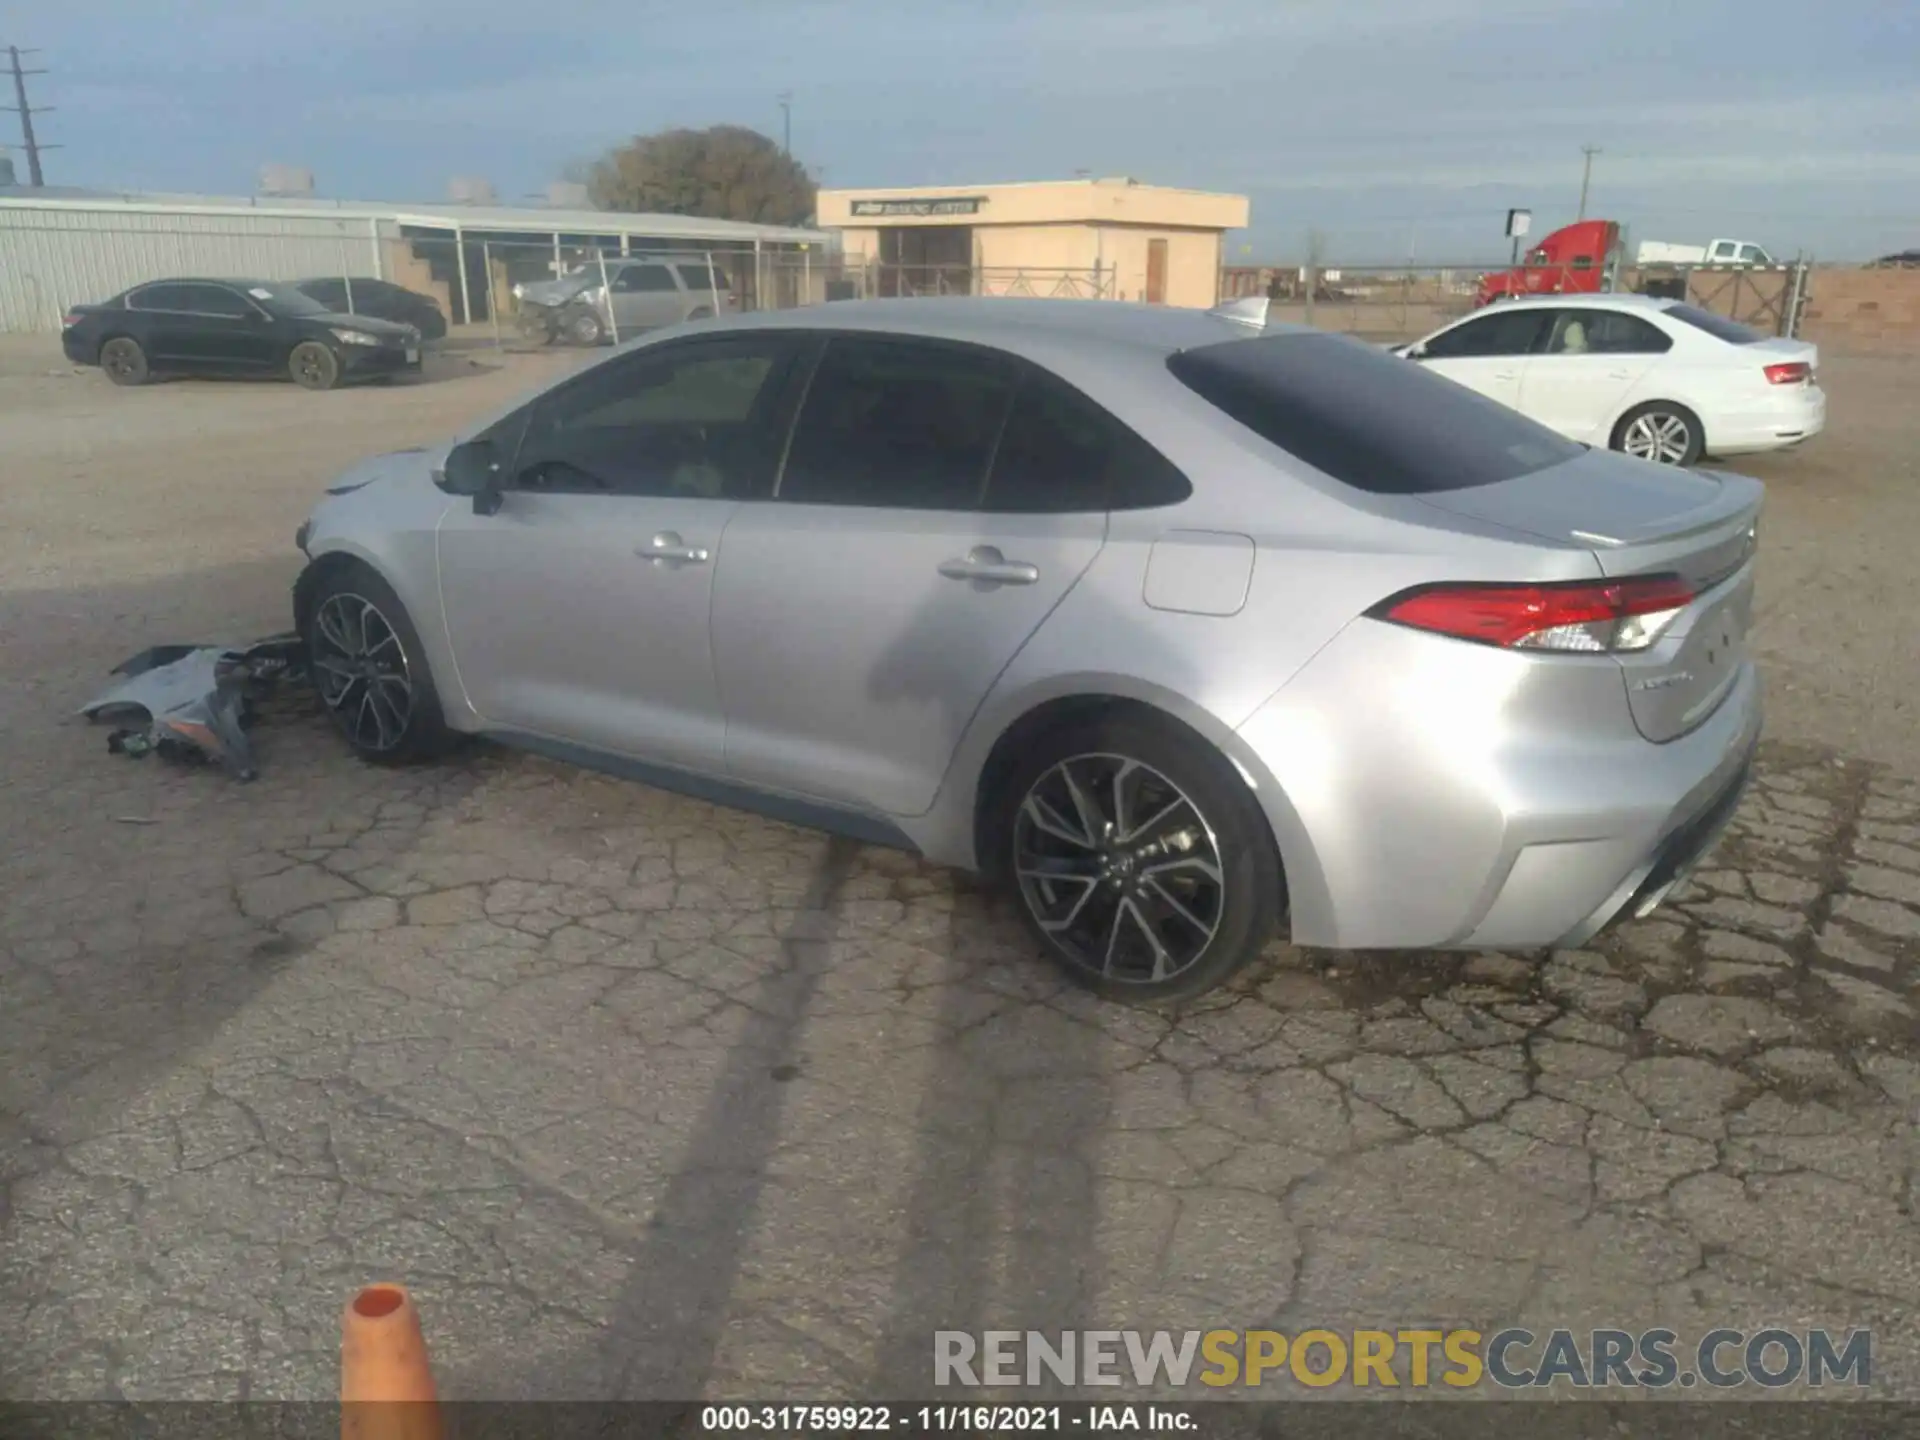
[[614, 264, 679, 294], [1422, 310, 1548, 359], [982, 369, 1191, 513], [304, 279, 347, 308], [129, 284, 195, 312], [676, 263, 726, 293], [778, 337, 1017, 510], [178, 285, 253, 318], [1544, 310, 1673, 357], [507, 338, 798, 500]]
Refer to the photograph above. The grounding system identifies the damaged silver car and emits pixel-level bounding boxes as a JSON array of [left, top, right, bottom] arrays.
[[511, 256, 736, 346]]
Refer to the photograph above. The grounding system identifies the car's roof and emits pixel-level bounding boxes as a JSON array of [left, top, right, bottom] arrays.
[[710, 297, 1264, 354], [1482, 292, 1675, 314]]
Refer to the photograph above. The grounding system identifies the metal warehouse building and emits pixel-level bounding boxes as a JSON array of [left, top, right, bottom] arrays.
[[0, 187, 831, 333]]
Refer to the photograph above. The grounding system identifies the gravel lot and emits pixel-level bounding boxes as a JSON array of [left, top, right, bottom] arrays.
[[2, 334, 1917, 1403]]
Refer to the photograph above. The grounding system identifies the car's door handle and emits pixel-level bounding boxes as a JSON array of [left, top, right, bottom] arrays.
[[639, 531, 709, 565], [938, 545, 1040, 586], [1493, 370, 1518, 381], [1607, 369, 1633, 380]]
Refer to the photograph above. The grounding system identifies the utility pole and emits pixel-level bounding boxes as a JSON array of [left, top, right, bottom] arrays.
[[777, 91, 792, 156], [2, 45, 54, 186], [1577, 144, 1601, 220]]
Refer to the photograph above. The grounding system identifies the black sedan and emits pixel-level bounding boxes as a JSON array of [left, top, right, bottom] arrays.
[[293, 276, 449, 340], [61, 279, 424, 391]]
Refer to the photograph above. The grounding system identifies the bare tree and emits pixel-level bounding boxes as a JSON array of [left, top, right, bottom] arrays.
[[586, 125, 816, 225]]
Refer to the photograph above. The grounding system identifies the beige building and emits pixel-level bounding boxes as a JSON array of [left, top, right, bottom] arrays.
[[816, 177, 1250, 309]]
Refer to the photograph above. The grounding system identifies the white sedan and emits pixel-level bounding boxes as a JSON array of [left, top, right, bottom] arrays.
[[1396, 294, 1825, 466]]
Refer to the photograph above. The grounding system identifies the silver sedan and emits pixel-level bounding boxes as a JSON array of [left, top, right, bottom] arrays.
[[292, 297, 1762, 1001]]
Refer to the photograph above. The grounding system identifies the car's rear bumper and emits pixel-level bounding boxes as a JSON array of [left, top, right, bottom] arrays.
[[61, 332, 91, 365], [1234, 618, 1763, 951], [1552, 741, 1756, 947], [1709, 385, 1826, 455]]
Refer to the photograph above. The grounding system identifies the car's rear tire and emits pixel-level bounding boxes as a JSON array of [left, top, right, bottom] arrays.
[[989, 712, 1285, 1004], [303, 561, 456, 765], [1612, 401, 1704, 467], [289, 341, 342, 392], [100, 337, 149, 386]]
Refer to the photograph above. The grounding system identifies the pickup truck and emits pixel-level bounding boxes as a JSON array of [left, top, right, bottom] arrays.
[[1635, 238, 1775, 267]]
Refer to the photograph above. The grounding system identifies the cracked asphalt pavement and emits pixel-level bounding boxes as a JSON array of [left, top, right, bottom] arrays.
[[2, 340, 1918, 1403]]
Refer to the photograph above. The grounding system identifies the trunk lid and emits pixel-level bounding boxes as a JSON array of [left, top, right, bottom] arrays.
[[1416, 448, 1763, 742]]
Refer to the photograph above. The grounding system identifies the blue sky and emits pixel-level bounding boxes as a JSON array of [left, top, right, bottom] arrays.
[[12, 0, 1916, 262]]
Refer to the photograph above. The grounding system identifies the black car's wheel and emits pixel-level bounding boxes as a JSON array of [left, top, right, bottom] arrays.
[[991, 712, 1285, 1004], [303, 562, 455, 764], [566, 307, 605, 346], [289, 341, 342, 391], [1612, 401, 1704, 467], [100, 337, 150, 386]]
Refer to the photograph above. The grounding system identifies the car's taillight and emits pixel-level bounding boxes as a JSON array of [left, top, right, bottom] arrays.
[[1372, 575, 1697, 653], [61, 312, 82, 329], [1763, 361, 1810, 385]]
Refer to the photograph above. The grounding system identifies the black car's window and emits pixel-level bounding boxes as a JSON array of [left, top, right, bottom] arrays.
[[1544, 309, 1673, 356], [779, 338, 1016, 510], [1168, 331, 1582, 495], [172, 284, 253, 318], [1663, 303, 1764, 345], [612, 264, 679, 293], [128, 283, 199, 312], [984, 370, 1191, 513], [676, 263, 726, 291], [1419, 308, 1549, 359], [509, 338, 797, 500], [302, 279, 348, 307]]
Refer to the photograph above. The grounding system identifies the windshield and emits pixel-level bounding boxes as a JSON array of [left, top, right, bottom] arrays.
[[248, 282, 332, 318]]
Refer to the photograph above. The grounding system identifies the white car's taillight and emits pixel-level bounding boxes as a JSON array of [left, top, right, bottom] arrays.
[[1763, 361, 1811, 385], [1372, 575, 1698, 653]]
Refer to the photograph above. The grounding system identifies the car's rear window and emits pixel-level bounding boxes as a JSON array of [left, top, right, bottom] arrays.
[[1662, 303, 1763, 345], [1166, 331, 1581, 495]]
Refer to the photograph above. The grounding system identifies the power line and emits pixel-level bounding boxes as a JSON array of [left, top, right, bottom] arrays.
[[1, 45, 57, 186]]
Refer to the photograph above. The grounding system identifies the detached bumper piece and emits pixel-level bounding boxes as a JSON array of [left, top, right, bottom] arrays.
[[78, 634, 308, 781]]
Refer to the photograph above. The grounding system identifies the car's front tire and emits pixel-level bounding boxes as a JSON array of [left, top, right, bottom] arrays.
[[566, 308, 606, 346], [1612, 401, 1704, 466], [990, 712, 1285, 1004], [100, 337, 150, 386], [289, 341, 342, 392], [303, 561, 455, 764]]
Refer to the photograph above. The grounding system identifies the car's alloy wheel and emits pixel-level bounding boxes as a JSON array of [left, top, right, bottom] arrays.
[[310, 592, 415, 754], [290, 341, 341, 391], [1014, 752, 1227, 987], [100, 337, 149, 385], [1619, 409, 1695, 465], [567, 309, 604, 345]]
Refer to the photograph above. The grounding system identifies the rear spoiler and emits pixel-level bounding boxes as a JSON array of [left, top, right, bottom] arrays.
[[1206, 296, 1270, 333]]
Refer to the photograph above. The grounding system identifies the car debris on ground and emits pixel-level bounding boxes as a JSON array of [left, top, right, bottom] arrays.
[[78, 634, 309, 781]]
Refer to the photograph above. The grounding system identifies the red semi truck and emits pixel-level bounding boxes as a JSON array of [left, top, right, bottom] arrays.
[[1474, 219, 1620, 307]]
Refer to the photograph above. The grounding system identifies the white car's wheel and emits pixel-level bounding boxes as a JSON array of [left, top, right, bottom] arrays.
[[1613, 402, 1704, 467]]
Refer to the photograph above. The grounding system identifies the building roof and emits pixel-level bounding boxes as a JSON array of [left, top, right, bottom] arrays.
[[0, 186, 828, 245]]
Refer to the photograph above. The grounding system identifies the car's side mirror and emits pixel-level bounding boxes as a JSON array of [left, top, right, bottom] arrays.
[[439, 439, 504, 516], [1400, 342, 1426, 360]]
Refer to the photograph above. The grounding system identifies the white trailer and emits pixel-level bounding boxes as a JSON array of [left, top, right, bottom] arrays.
[[1635, 237, 1776, 267]]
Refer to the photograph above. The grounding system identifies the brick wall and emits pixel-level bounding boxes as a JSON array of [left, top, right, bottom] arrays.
[[1799, 267, 1920, 355]]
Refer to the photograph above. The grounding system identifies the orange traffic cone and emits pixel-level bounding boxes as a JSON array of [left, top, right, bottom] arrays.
[[341, 1283, 442, 1440]]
